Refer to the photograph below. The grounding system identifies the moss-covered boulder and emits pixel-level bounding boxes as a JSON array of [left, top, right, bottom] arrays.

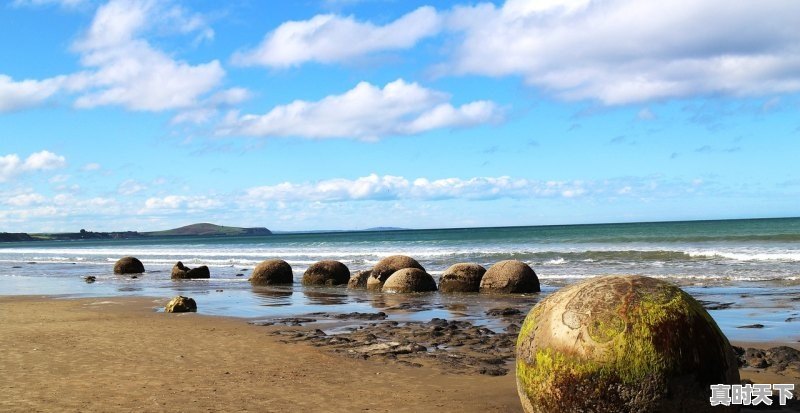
[[348, 269, 372, 289], [480, 260, 539, 293], [113, 256, 144, 274], [250, 259, 293, 285], [171, 261, 210, 279], [439, 263, 486, 293], [382, 268, 437, 293], [164, 296, 197, 313], [516, 275, 740, 413], [367, 255, 425, 290], [302, 260, 350, 286]]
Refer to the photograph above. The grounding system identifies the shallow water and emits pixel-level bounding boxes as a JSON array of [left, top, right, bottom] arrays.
[[1, 218, 799, 342]]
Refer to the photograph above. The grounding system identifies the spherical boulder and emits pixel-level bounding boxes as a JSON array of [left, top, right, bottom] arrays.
[[515, 275, 740, 413], [250, 259, 293, 285], [113, 256, 144, 274], [302, 260, 350, 286], [347, 269, 372, 289], [171, 261, 210, 279], [439, 263, 486, 293], [367, 255, 425, 290], [480, 260, 539, 293], [382, 268, 437, 293], [165, 296, 197, 313]]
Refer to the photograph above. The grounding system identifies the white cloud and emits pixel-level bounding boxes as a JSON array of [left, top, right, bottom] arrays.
[[142, 195, 223, 213], [0, 75, 67, 113], [81, 162, 102, 171], [218, 79, 501, 140], [118, 179, 147, 195], [233, 6, 441, 67], [0, 150, 67, 182], [240, 174, 647, 204], [6, 193, 47, 207], [12, 0, 87, 8], [447, 0, 800, 104]]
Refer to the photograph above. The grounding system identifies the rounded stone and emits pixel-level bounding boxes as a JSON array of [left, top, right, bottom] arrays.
[[515, 275, 740, 413], [438, 263, 486, 293], [250, 259, 293, 285], [367, 255, 425, 290], [347, 269, 372, 289], [381, 268, 437, 293], [171, 261, 210, 279], [302, 260, 350, 286], [165, 296, 197, 313], [113, 256, 145, 274], [480, 260, 539, 293]]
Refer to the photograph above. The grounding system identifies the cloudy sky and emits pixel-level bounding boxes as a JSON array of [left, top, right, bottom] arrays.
[[1, 0, 799, 232]]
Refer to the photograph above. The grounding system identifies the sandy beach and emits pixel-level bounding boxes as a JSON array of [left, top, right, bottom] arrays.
[[1, 295, 798, 412]]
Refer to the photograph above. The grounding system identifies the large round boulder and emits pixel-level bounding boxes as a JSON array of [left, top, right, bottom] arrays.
[[171, 261, 210, 279], [113, 256, 144, 274], [302, 260, 350, 286], [164, 296, 197, 313], [381, 268, 437, 293], [250, 259, 293, 285], [480, 260, 539, 293], [516, 275, 740, 413], [439, 263, 486, 293], [347, 269, 372, 289], [367, 255, 425, 291]]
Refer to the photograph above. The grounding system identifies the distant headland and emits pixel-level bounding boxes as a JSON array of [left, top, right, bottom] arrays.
[[0, 223, 272, 242]]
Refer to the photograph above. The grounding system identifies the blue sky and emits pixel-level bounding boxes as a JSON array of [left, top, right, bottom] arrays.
[[1, 0, 799, 232]]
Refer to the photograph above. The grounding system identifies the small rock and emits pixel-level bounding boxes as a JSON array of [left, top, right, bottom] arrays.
[[84, 276, 96, 283], [164, 296, 197, 313], [737, 324, 765, 329]]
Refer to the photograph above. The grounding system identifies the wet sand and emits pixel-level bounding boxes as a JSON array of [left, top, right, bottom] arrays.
[[1, 295, 798, 412]]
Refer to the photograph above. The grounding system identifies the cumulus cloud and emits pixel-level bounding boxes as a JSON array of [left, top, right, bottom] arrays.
[[217, 79, 501, 140], [0, 150, 67, 182], [446, 0, 800, 104], [239, 174, 665, 204], [142, 195, 223, 213], [0, 75, 67, 113], [233, 6, 441, 67]]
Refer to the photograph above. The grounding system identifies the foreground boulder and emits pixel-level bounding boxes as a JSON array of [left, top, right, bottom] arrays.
[[439, 263, 486, 293], [250, 259, 293, 285], [113, 256, 144, 274], [164, 296, 197, 313], [347, 269, 372, 289], [367, 255, 425, 291], [302, 260, 350, 286], [516, 275, 740, 413], [480, 260, 539, 293], [171, 261, 210, 279], [382, 268, 437, 293]]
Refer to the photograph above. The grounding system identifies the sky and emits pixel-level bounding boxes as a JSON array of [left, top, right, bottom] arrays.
[[1, 0, 799, 232]]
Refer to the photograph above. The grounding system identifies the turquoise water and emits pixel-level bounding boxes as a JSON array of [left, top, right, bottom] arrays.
[[1, 217, 799, 342]]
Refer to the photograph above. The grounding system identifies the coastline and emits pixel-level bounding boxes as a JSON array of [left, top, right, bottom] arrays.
[[1, 295, 798, 412]]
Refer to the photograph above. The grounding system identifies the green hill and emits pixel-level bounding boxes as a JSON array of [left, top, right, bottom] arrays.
[[144, 223, 272, 237]]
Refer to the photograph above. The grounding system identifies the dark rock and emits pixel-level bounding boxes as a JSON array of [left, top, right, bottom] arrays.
[[737, 324, 765, 329], [235, 273, 244, 277], [438, 263, 486, 293], [250, 259, 293, 285], [744, 348, 769, 368], [164, 296, 197, 313], [171, 261, 210, 279], [302, 260, 350, 286], [113, 256, 144, 274], [84, 275, 96, 283], [367, 255, 424, 291], [347, 269, 372, 289], [382, 268, 437, 293], [486, 307, 522, 317], [479, 260, 540, 293]]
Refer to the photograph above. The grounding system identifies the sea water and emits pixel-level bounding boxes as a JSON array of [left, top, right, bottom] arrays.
[[1, 218, 799, 341]]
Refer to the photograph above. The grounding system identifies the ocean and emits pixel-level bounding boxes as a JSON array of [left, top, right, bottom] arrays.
[[2, 217, 799, 341]]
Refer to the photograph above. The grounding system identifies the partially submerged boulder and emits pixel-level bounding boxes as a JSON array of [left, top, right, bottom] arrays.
[[480, 260, 539, 293], [165, 296, 197, 313], [250, 259, 293, 285], [516, 275, 740, 413], [382, 268, 437, 293], [367, 255, 425, 291], [439, 263, 486, 293], [347, 269, 372, 289], [171, 261, 210, 279], [113, 256, 144, 274], [302, 260, 350, 286]]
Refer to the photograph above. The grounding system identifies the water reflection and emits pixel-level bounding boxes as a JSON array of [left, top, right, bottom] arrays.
[[251, 286, 293, 307], [302, 289, 348, 305]]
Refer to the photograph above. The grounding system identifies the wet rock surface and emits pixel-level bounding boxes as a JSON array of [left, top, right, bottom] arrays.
[[735, 345, 800, 378]]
